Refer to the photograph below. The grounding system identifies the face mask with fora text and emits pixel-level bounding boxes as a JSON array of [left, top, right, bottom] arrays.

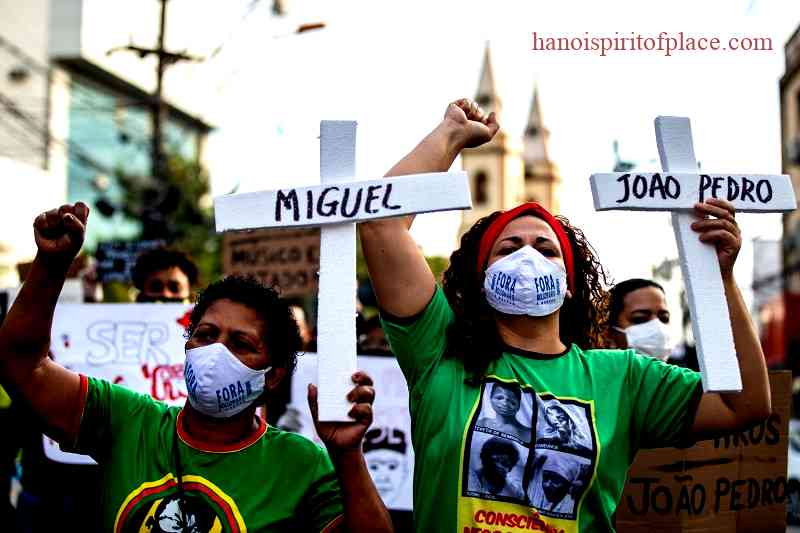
[[184, 343, 271, 418], [618, 318, 673, 361], [483, 245, 567, 317]]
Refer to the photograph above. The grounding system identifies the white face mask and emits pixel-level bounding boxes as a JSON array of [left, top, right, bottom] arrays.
[[618, 319, 673, 361], [483, 245, 567, 317], [184, 343, 271, 418]]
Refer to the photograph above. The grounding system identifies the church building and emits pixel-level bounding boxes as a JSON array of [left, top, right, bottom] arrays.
[[458, 45, 561, 238]]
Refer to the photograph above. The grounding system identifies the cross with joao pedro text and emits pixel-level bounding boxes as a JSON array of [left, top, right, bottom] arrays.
[[591, 117, 796, 392], [214, 121, 471, 420]]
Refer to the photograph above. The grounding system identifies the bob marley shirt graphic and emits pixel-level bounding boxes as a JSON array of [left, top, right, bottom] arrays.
[[381, 286, 703, 533], [70, 376, 344, 532]]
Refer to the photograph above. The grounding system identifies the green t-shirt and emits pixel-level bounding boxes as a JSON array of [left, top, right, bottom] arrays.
[[72, 376, 344, 533], [381, 286, 702, 533]]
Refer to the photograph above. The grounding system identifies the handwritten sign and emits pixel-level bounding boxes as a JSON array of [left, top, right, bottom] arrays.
[[617, 371, 791, 532], [285, 353, 415, 511], [214, 171, 470, 231], [590, 117, 797, 393], [591, 172, 795, 212], [214, 121, 472, 420], [222, 228, 320, 298], [46, 303, 191, 464], [95, 240, 165, 283]]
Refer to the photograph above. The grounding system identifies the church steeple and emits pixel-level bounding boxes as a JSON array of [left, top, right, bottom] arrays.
[[524, 84, 550, 162], [522, 84, 560, 213], [475, 42, 501, 117]]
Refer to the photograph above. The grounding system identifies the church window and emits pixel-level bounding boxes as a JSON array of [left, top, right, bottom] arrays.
[[474, 171, 488, 205]]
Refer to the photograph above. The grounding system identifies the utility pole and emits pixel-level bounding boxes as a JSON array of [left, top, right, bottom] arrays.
[[108, 0, 201, 182], [107, 0, 201, 239]]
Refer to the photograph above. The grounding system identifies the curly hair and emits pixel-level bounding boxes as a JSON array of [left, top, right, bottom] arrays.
[[442, 211, 609, 382], [186, 275, 302, 374]]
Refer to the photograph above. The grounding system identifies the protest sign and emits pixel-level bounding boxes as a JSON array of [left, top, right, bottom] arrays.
[[45, 302, 191, 464], [95, 240, 165, 283], [617, 371, 791, 532], [591, 118, 796, 394], [214, 120, 471, 421], [222, 228, 320, 298], [285, 353, 414, 511]]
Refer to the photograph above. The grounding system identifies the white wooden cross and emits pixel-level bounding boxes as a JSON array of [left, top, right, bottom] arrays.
[[591, 117, 796, 392], [214, 121, 471, 420]]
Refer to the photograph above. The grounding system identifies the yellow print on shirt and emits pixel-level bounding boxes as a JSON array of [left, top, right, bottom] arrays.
[[456, 378, 599, 533]]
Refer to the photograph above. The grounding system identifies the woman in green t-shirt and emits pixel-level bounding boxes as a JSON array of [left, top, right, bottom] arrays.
[[358, 99, 771, 533], [0, 203, 393, 532]]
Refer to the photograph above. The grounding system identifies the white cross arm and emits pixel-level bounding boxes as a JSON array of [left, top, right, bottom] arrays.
[[590, 172, 796, 212], [214, 171, 472, 232]]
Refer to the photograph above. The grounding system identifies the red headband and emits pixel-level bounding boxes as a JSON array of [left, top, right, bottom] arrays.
[[476, 202, 575, 293]]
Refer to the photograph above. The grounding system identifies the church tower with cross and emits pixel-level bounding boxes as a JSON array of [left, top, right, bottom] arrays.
[[458, 44, 561, 239]]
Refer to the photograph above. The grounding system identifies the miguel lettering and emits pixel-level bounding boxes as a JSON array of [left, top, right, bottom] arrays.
[[275, 183, 402, 222]]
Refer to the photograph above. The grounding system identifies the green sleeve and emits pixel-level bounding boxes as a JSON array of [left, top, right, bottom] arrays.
[[305, 446, 344, 532], [379, 285, 455, 396], [627, 352, 704, 449], [71, 375, 163, 461]]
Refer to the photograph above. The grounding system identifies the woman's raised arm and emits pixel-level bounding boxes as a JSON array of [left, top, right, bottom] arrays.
[[358, 99, 498, 317]]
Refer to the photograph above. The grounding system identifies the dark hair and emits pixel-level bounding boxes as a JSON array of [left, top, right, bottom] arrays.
[[491, 382, 521, 403], [442, 211, 608, 382], [132, 247, 199, 290], [607, 278, 664, 326], [186, 275, 302, 374], [480, 437, 520, 464]]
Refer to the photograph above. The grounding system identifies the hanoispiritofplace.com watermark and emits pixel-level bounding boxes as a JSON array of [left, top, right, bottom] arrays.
[[532, 31, 774, 57]]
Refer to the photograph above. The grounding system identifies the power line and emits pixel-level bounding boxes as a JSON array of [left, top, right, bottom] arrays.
[[205, 0, 267, 61]]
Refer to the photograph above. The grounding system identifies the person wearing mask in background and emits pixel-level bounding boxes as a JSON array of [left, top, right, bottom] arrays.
[[605, 278, 674, 361], [132, 247, 198, 303]]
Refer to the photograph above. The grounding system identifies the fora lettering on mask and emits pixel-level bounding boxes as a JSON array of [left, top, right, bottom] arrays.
[[216, 380, 255, 412], [534, 274, 561, 304], [489, 271, 517, 304]]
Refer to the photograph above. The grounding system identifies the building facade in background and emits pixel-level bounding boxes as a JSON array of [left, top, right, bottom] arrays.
[[0, 0, 214, 284], [458, 44, 561, 238], [780, 24, 800, 371]]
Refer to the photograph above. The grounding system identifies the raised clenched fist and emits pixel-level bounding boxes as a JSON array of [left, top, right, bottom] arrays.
[[443, 98, 500, 149], [33, 202, 90, 269]]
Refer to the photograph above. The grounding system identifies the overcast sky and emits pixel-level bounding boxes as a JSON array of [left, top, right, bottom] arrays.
[[202, 0, 800, 314]]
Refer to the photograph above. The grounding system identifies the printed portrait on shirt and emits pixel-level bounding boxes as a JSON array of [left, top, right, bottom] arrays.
[[526, 449, 592, 519], [464, 431, 530, 503], [473, 381, 535, 445], [535, 397, 593, 458]]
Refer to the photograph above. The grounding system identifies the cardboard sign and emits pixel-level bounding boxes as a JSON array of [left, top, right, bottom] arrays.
[[222, 228, 320, 298], [95, 240, 165, 283], [590, 172, 795, 212], [285, 353, 415, 511], [46, 302, 192, 464], [617, 371, 791, 532]]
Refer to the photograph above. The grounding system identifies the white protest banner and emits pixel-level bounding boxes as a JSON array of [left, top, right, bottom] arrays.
[[214, 120, 471, 421], [46, 303, 192, 464], [283, 353, 414, 511], [589, 117, 797, 393]]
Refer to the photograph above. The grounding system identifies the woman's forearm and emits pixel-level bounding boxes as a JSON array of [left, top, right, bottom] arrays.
[[331, 449, 393, 533], [719, 274, 771, 424]]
